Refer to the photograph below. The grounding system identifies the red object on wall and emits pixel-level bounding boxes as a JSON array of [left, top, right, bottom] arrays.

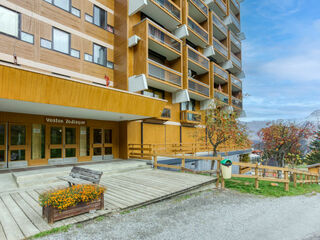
[[104, 75, 110, 87]]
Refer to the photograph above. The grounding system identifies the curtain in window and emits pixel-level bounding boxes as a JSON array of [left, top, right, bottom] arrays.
[[93, 6, 107, 29], [94, 44, 106, 66], [0, 6, 19, 37], [53, 28, 70, 54]]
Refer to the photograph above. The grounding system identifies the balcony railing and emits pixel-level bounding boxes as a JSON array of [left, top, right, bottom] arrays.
[[214, 91, 229, 104], [216, 0, 227, 13], [148, 59, 182, 86], [188, 17, 208, 42], [153, 0, 181, 20], [230, 31, 241, 49], [190, 0, 208, 15], [212, 12, 227, 36], [188, 47, 209, 70], [231, 0, 240, 11], [231, 52, 241, 69], [148, 23, 181, 52], [213, 37, 228, 57], [230, 11, 240, 31], [232, 97, 242, 109], [161, 108, 171, 119], [214, 64, 228, 80], [181, 110, 202, 123], [231, 75, 242, 88], [188, 78, 210, 96]]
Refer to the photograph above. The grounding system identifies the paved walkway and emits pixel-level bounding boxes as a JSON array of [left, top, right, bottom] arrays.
[[0, 164, 214, 240]]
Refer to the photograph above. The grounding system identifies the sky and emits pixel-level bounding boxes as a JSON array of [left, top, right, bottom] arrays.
[[240, 0, 320, 122]]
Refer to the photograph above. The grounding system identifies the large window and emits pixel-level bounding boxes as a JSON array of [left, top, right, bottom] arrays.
[[53, 0, 71, 11], [142, 88, 165, 99], [0, 6, 20, 38], [53, 28, 70, 54], [93, 5, 107, 29], [93, 44, 107, 66]]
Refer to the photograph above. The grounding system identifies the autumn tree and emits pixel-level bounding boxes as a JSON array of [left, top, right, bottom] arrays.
[[306, 130, 320, 165], [205, 103, 250, 168], [258, 121, 313, 167]]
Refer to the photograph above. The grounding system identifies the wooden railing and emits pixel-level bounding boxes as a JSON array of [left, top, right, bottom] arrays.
[[150, 155, 319, 192]]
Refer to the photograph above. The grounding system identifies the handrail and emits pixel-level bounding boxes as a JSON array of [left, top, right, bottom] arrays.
[[230, 11, 240, 30], [213, 37, 228, 57], [187, 46, 210, 70], [214, 90, 229, 104], [212, 11, 227, 36], [187, 17, 209, 42], [230, 30, 241, 49], [215, 0, 227, 13], [188, 78, 210, 96], [148, 59, 182, 86], [190, 0, 208, 16], [214, 63, 228, 80], [231, 52, 241, 69], [231, 0, 240, 11], [181, 110, 202, 123], [231, 75, 242, 88], [152, 0, 181, 20]]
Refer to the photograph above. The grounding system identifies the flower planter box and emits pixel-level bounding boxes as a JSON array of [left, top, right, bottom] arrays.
[[42, 194, 104, 224]]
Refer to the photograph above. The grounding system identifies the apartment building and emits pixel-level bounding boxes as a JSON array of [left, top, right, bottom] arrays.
[[0, 0, 245, 169]]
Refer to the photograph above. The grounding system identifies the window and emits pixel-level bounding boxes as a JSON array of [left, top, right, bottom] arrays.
[[181, 99, 196, 111], [53, 0, 71, 12], [71, 49, 80, 58], [93, 5, 107, 29], [40, 38, 52, 49], [71, 7, 80, 17], [84, 53, 93, 62], [93, 44, 107, 66], [0, 6, 20, 38], [53, 28, 70, 54], [21, 32, 34, 44], [142, 88, 165, 99]]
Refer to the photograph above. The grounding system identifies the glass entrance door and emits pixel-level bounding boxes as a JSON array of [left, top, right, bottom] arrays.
[[92, 128, 113, 160], [0, 124, 7, 168], [30, 124, 46, 165], [8, 124, 28, 163], [49, 126, 63, 159], [64, 127, 77, 158]]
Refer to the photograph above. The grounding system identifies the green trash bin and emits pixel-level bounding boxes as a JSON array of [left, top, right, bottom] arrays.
[[221, 159, 232, 179]]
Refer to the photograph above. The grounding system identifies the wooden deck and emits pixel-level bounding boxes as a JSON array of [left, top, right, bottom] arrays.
[[0, 168, 214, 240]]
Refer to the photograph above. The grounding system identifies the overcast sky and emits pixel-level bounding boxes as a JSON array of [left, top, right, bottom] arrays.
[[240, 0, 320, 122]]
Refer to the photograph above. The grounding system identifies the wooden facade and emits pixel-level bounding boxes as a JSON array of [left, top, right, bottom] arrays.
[[0, 0, 244, 168]]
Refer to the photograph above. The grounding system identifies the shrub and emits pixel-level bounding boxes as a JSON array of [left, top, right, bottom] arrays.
[[39, 184, 106, 210]]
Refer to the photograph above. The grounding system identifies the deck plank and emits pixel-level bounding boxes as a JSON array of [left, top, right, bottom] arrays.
[[1, 194, 40, 237], [0, 197, 25, 240], [0, 222, 7, 240]]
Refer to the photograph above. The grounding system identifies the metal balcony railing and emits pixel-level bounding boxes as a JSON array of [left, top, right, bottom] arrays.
[[231, 0, 240, 11], [148, 59, 182, 86], [190, 0, 208, 15], [188, 17, 209, 42], [188, 47, 209, 70], [188, 78, 210, 96], [231, 75, 242, 88], [148, 23, 181, 52], [213, 37, 228, 57], [212, 12, 227, 36], [214, 91, 229, 104], [214, 64, 228, 80], [232, 97, 242, 108], [216, 0, 227, 13], [231, 52, 241, 69], [153, 0, 181, 20], [181, 110, 202, 123], [230, 11, 240, 30]]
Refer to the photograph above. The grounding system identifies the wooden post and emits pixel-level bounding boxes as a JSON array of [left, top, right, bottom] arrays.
[[255, 163, 259, 189], [306, 175, 310, 185], [300, 174, 303, 186], [154, 155, 158, 170], [216, 160, 220, 188], [284, 171, 289, 191], [293, 172, 297, 188], [181, 157, 185, 172]]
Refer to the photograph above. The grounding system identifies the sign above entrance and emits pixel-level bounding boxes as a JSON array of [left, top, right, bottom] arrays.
[[45, 117, 86, 125]]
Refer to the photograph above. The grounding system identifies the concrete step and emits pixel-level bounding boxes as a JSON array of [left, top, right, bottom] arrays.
[[13, 160, 150, 188]]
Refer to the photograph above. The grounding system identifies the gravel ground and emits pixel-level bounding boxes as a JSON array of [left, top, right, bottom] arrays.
[[40, 189, 320, 240]]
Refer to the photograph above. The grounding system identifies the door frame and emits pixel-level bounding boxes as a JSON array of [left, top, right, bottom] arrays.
[[47, 125, 64, 161], [0, 122, 7, 168], [8, 123, 30, 165], [29, 124, 47, 166]]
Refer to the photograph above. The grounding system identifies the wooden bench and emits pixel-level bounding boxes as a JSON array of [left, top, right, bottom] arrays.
[[58, 167, 103, 187]]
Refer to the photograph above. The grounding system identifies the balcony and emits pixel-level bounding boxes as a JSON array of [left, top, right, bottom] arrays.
[[188, 78, 210, 100], [230, 0, 240, 15], [188, 46, 210, 74], [187, 17, 209, 48], [212, 12, 227, 41], [207, 0, 227, 19], [214, 91, 229, 105], [211, 37, 228, 63], [181, 110, 202, 124], [213, 63, 228, 81], [129, 0, 181, 31], [232, 96, 242, 109], [231, 52, 241, 70], [147, 59, 182, 92], [188, 0, 208, 23], [231, 75, 242, 89], [230, 31, 241, 54], [225, 11, 240, 33]]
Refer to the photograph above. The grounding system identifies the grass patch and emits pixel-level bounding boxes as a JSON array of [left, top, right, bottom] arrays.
[[225, 177, 320, 197], [95, 215, 105, 222], [76, 223, 84, 228], [29, 225, 71, 239], [174, 191, 203, 202]]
